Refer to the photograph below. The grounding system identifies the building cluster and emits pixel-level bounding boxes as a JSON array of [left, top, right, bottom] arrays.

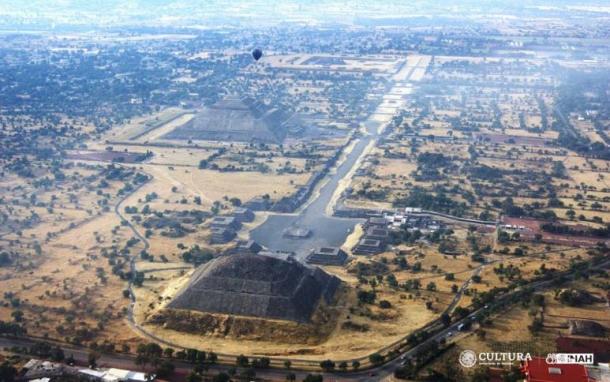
[[353, 217, 390, 255], [306, 247, 348, 266], [22, 359, 151, 382], [209, 206, 444, 263], [352, 208, 442, 255], [79, 368, 149, 382], [388, 208, 441, 232], [228, 240, 263, 255], [243, 196, 272, 211], [209, 207, 254, 244]]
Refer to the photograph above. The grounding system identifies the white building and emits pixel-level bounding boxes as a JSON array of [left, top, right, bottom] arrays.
[[78, 367, 150, 382]]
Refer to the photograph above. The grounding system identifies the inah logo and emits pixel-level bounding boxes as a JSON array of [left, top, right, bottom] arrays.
[[546, 353, 594, 365], [459, 350, 477, 368]]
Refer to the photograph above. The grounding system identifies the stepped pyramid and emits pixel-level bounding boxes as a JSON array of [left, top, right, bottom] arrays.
[[167, 254, 340, 323], [165, 96, 294, 143]]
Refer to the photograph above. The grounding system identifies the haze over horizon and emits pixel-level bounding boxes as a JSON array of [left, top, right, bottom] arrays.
[[1, 0, 609, 29]]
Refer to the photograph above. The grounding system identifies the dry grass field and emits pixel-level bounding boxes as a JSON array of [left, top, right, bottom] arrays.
[[0, 175, 141, 347]]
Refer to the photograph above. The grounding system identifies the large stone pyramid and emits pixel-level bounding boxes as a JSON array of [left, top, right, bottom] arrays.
[[165, 96, 294, 143], [167, 254, 340, 323]]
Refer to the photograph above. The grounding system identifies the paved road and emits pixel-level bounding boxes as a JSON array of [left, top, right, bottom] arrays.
[[0, 335, 359, 381], [113, 180, 153, 343], [250, 126, 375, 257]]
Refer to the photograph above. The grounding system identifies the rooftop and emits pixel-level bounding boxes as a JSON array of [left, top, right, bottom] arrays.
[[521, 357, 591, 382]]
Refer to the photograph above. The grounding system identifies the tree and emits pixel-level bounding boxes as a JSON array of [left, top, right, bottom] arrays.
[[285, 372, 296, 381], [186, 348, 198, 363], [175, 350, 186, 360], [155, 360, 175, 378], [338, 361, 348, 371], [136, 342, 163, 369], [320, 359, 335, 371], [357, 290, 376, 304], [135, 353, 149, 368], [453, 306, 470, 319], [252, 357, 270, 369], [352, 360, 360, 370], [441, 313, 451, 327], [497, 230, 510, 244], [369, 353, 385, 365], [394, 362, 415, 379], [236, 354, 249, 367], [195, 350, 207, 364], [284, 360, 292, 369], [10, 310, 24, 322], [532, 294, 545, 307]]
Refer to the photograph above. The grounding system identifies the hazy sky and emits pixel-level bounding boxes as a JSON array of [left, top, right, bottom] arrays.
[[0, 1, 608, 28]]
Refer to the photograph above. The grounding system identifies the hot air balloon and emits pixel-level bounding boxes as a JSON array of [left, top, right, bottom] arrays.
[[252, 48, 263, 61]]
